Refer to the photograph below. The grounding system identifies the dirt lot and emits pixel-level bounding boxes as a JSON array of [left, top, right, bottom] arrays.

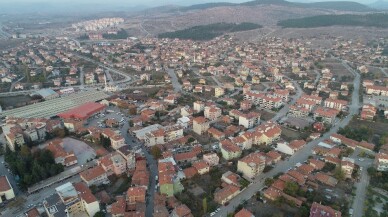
[[281, 126, 302, 142], [320, 58, 353, 81], [62, 137, 96, 164], [0, 95, 33, 110]]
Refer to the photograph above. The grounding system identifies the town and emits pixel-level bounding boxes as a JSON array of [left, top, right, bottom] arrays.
[[0, 1, 388, 217]]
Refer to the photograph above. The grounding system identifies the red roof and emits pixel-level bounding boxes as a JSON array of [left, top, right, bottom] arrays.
[[58, 102, 106, 120]]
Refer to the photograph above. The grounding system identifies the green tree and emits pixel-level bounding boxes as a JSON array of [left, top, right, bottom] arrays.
[[202, 197, 207, 214], [333, 167, 346, 181], [93, 211, 106, 217], [151, 146, 162, 159], [264, 178, 274, 186], [284, 181, 299, 196]]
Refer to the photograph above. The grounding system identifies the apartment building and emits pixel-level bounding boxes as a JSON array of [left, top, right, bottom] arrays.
[[237, 152, 266, 179]]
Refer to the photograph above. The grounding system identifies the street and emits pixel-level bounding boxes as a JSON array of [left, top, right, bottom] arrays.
[[166, 68, 182, 92]]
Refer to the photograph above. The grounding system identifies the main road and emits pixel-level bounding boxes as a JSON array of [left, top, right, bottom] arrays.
[[216, 61, 361, 216]]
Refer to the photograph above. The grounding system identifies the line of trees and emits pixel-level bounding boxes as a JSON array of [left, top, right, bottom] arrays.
[[159, 22, 262, 41], [278, 13, 388, 28], [4, 146, 64, 189]]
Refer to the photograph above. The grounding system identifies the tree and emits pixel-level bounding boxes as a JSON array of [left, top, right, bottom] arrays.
[[202, 197, 207, 214], [265, 178, 274, 186], [128, 120, 134, 127], [333, 167, 346, 181], [150, 146, 162, 159], [284, 181, 299, 196], [93, 211, 106, 217]]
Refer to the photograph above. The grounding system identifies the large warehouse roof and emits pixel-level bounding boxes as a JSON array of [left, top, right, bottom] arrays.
[[58, 102, 106, 120], [1, 90, 109, 119]]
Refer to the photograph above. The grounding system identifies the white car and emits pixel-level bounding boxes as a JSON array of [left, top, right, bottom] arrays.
[[210, 212, 216, 216]]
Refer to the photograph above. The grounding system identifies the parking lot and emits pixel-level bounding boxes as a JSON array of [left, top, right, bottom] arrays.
[[62, 137, 96, 164]]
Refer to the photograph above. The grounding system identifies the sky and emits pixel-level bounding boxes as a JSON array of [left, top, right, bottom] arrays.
[[0, 0, 381, 6], [0, 0, 384, 14]]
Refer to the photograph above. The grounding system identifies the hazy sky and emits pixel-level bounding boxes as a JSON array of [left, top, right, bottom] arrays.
[[0, 0, 381, 6]]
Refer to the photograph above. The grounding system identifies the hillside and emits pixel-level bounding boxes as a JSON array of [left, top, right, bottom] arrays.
[[176, 0, 372, 12], [300, 1, 373, 12], [158, 22, 262, 40], [278, 13, 388, 28]]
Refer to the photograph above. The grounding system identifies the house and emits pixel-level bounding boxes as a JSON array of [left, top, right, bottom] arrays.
[[341, 157, 355, 178], [98, 152, 127, 176], [314, 172, 338, 187], [203, 153, 219, 166], [192, 117, 210, 135], [276, 140, 306, 155], [158, 160, 184, 197], [170, 204, 193, 217], [214, 184, 240, 205], [192, 160, 210, 175], [127, 186, 146, 206], [208, 127, 225, 141], [237, 152, 266, 179], [235, 208, 255, 217], [253, 121, 282, 145], [239, 112, 261, 129], [375, 153, 388, 171], [360, 104, 377, 120], [220, 139, 242, 160], [46, 139, 78, 167], [204, 106, 222, 121], [0, 176, 15, 203], [80, 166, 109, 187], [314, 107, 339, 124], [265, 151, 282, 165], [215, 87, 225, 98], [263, 187, 281, 201], [310, 202, 341, 217], [221, 171, 241, 186], [117, 145, 136, 172], [240, 100, 252, 111], [324, 99, 348, 111]]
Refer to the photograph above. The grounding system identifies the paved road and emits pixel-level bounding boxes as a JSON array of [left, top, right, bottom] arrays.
[[72, 53, 132, 84], [79, 66, 85, 87], [313, 70, 321, 85], [271, 77, 303, 122], [211, 76, 222, 87], [380, 68, 388, 77], [9, 76, 25, 92], [166, 68, 182, 92], [352, 162, 370, 217], [216, 61, 361, 217]]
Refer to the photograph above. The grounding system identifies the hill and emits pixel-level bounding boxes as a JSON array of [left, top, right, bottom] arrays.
[[176, 0, 372, 13], [278, 13, 388, 28], [369, 1, 388, 10], [158, 22, 262, 40], [300, 1, 372, 12]]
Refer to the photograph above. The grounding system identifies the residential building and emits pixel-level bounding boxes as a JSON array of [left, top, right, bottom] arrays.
[[341, 157, 355, 178], [192, 117, 210, 135], [214, 184, 240, 205], [98, 151, 127, 176], [203, 153, 219, 166], [220, 139, 242, 160], [204, 106, 222, 121], [43, 182, 100, 217], [276, 140, 306, 155], [0, 176, 15, 203], [239, 112, 260, 129], [237, 152, 266, 179], [309, 202, 341, 217], [80, 165, 109, 187], [192, 160, 210, 175], [375, 153, 388, 171]]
